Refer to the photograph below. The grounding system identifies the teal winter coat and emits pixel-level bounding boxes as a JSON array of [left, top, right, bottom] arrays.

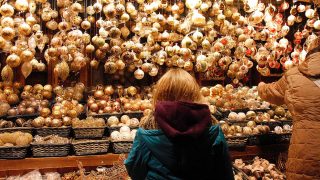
[[124, 126, 234, 180]]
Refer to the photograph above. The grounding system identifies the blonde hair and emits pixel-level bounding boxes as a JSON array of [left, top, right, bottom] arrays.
[[153, 68, 202, 105], [140, 68, 205, 130]]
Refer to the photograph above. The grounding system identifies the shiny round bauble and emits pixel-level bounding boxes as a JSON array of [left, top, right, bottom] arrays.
[[1, 27, 15, 40], [7, 94, 19, 105], [36, 61, 45, 71], [52, 110, 62, 119], [40, 107, 51, 117], [44, 84, 52, 92], [92, 36, 105, 47], [71, 2, 83, 12], [51, 118, 62, 127], [32, 117, 44, 128], [192, 30, 203, 43], [297, 4, 305, 13], [7, 108, 17, 116], [81, 20, 91, 30], [244, 38, 255, 48], [192, 10, 206, 27], [1, 17, 14, 27], [185, 0, 201, 9], [26, 15, 37, 26], [94, 90, 104, 99], [93, 2, 102, 13], [314, 20, 320, 30], [42, 117, 51, 127], [85, 44, 95, 54], [62, 116, 72, 126], [46, 20, 58, 30], [18, 22, 32, 36], [6, 54, 21, 68], [305, 9, 315, 19], [0, 3, 14, 17], [134, 68, 145, 80], [149, 66, 158, 76], [104, 62, 117, 74], [68, 109, 78, 118], [15, 0, 29, 11], [20, 50, 34, 62], [41, 90, 52, 99], [58, 21, 71, 31], [89, 59, 99, 69]]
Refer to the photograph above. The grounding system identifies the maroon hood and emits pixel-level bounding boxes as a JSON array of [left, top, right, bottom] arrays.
[[155, 101, 212, 141]]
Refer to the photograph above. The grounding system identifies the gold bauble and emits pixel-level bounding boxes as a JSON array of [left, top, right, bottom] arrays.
[[20, 50, 34, 62], [15, 0, 29, 11], [26, 15, 37, 26], [90, 59, 99, 69], [1, 17, 14, 27], [18, 22, 32, 36], [85, 44, 95, 53], [1, 65, 14, 82], [1, 27, 15, 40], [0, 3, 15, 17], [6, 54, 21, 68], [46, 20, 58, 30], [21, 62, 32, 78], [58, 21, 71, 31], [81, 20, 91, 30]]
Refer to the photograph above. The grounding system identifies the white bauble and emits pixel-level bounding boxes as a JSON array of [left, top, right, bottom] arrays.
[[120, 125, 131, 133], [111, 131, 121, 141]]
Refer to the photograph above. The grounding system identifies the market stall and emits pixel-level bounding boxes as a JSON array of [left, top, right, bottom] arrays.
[[0, 0, 318, 179]]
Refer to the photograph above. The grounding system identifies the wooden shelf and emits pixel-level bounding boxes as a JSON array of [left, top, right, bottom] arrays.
[[0, 144, 289, 177]]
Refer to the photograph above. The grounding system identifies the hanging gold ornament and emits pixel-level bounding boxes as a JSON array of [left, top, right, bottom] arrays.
[[115, 60, 126, 70], [6, 54, 21, 68], [1, 65, 14, 82], [120, 26, 130, 38], [21, 62, 32, 78], [18, 22, 32, 36], [1, 17, 14, 27], [90, 59, 99, 69], [15, 0, 29, 12], [55, 61, 70, 81], [81, 20, 91, 30], [20, 49, 34, 62], [26, 15, 37, 26], [1, 27, 15, 40], [46, 20, 58, 30], [104, 61, 117, 74], [0, 3, 15, 17]]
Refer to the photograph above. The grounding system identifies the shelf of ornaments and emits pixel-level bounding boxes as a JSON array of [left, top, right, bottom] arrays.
[[0, 83, 293, 149]]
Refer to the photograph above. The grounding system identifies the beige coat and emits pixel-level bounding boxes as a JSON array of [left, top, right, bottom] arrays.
[[258, 52, 320, 180]]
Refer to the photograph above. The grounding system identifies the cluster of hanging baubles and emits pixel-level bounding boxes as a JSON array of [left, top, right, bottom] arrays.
[[0, 0, 49, 81], [0, 0, 319, 82]]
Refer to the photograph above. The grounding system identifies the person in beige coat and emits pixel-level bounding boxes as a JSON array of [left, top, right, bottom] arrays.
[[258, 39, 320, 180]]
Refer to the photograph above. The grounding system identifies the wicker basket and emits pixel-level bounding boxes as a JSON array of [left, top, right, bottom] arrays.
[[226, 119, 249, 127], [35, 127, 71, 137], [31, 143, 70, 157], [72, 139, 110, 156], [258, 121, 282, 130], [0, 127, 33, 134], [0, 146, 29, 159], [112, 141, 133, 154], [226, 136, 248, 148], [73, 127, 106, 139]]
